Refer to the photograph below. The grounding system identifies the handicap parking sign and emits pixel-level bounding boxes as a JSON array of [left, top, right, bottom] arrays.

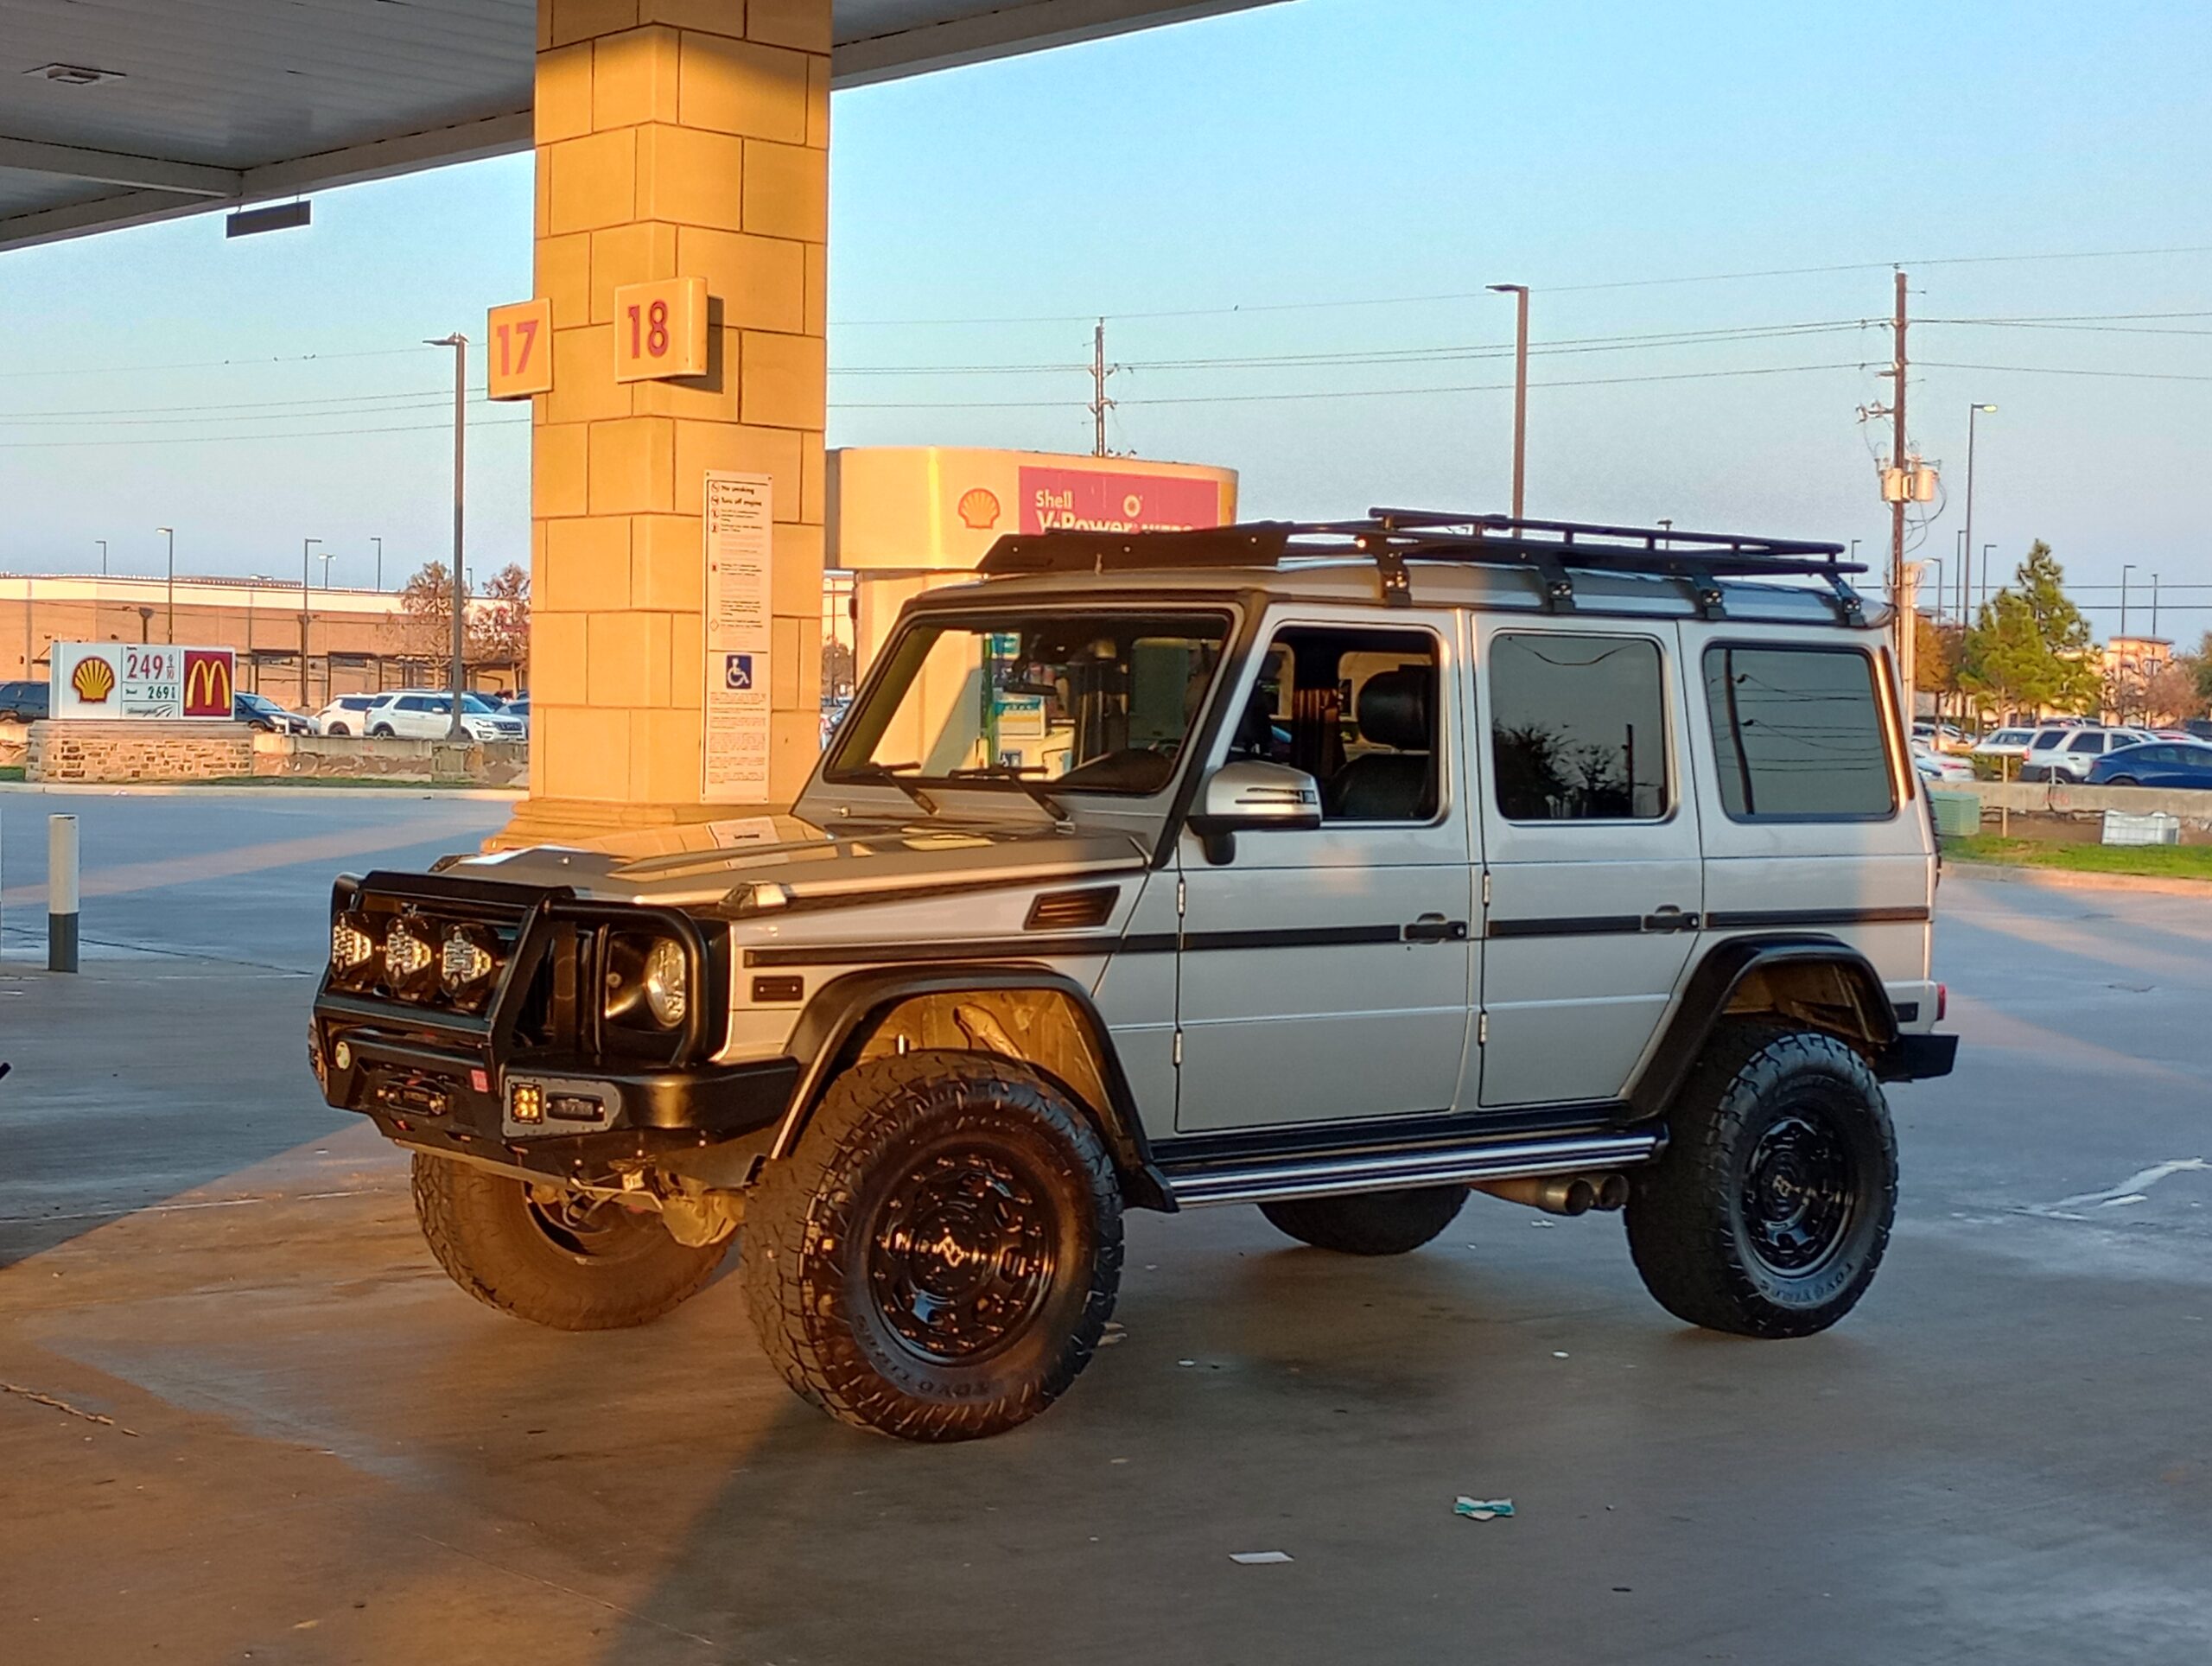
[[723, 652, 754, 690]]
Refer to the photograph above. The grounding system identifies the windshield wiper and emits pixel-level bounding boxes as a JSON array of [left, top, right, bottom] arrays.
[[947, 764, 1071, 823], [846, 761, 938, 816]]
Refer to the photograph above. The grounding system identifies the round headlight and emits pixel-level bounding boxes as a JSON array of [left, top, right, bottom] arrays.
[[441, 923, 501, 1009], [383, 916, 439, 1001], [643, 938, 689, 1027]]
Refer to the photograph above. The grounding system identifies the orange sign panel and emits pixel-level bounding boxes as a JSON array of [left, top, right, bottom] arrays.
[[183, 649, 235, 717], [613, 277, 709, 382], [486, 297, 554, 400]]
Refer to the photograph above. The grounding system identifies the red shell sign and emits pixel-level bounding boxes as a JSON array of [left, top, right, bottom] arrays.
[[1017, 467, 1223, 535]]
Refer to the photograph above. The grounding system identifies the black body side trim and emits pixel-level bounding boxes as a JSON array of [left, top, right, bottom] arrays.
[[1704, 905, 1930, 929], [1487, 914, 1644, 939], [777, 964, 1173, 1211], [745, 922, 1414, 968]]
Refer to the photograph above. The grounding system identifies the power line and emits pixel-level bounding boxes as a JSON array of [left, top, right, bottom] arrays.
[[830, 242, 2212, 327], [0, 417, 531, 449], [1916, 360, 2212, 382], [0, 347, 440, 381]]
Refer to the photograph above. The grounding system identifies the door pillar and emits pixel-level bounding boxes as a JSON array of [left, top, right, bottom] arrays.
[[501, 0, 830, 846]]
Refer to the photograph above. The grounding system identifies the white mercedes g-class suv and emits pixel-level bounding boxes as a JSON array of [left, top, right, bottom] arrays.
[[310, 511, 1955, 1441]]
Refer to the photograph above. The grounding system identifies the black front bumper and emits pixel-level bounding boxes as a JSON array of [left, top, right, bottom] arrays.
[[311, 868, 799, 1173]]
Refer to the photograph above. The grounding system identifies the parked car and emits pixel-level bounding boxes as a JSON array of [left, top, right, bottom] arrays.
[[1911, 721, 1968, 754], [505, 692, 530, 730], [233, 690, 315, 734], [315, 694, 383, 736], [2184, 719, 2212, 744], [311, 509, 1955, 1440], [2087, 741, 2212, 790], [362, 690, 526, 743], [1912, 744, 1974, 784], [0, 678, 48, 722], [2018, 724, 2157, 782], [1970, 727, 2038, 760]]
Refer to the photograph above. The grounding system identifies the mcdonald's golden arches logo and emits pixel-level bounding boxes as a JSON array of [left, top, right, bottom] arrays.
[[183, 650, 235, 717]]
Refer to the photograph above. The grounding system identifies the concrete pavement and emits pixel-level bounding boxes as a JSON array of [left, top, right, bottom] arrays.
[[2, 798, 2209, 1664]]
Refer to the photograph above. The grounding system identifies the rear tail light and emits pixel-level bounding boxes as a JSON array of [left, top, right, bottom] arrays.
[[1936, 983, 1948, 1021]]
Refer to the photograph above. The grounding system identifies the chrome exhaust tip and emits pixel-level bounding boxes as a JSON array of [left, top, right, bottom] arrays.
[[1471, 1171, 1630, 1217]]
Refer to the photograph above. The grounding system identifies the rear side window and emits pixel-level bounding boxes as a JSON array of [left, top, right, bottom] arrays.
[[2028, 730, 2064, 751], [2068, 733, 2103, 754], [1489, 633, 1670, 821], [1702, 645, 1895, 821]]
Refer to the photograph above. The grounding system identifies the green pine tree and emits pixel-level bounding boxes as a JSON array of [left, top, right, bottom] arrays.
[[1958, 541, 2101, 718]]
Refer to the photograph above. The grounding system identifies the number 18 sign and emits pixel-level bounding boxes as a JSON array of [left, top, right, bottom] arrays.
[[486, 297, 554, 400], [613, 277, 709, 382]]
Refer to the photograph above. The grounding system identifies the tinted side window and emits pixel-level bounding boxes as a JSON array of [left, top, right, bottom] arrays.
[[1490, 633, 1669, 821], [2067, 733, 2103, 754], [1703, 645, 1894, 820]]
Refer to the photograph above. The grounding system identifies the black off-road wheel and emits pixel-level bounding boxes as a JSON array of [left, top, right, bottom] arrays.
[[1626, 1023, 1897, 1339], [411, 1154, 728, 1331], [739, 1050, 1122, 1441], [1259, 1186, 1467, 1256]]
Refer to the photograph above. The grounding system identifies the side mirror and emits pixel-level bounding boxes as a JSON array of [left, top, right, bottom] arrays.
[[1187, 760, 1323, 864]]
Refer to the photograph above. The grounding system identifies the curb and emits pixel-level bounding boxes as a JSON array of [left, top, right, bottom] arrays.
[[1945, 861, 2212, 900], [0, 781, 524, 801]]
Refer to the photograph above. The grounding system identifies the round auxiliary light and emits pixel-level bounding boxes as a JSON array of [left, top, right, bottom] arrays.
[[383, 917, 438, 1000], [330, 915, 376, 977], [441, 923, 500, 1008], [642, 937, 689, 1028]]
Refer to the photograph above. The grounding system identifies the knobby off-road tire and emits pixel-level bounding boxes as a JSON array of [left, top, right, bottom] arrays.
[[740, 1050, 1123, 1441], [1259, 1186, 1467, 1256], [1626, 1023, 1897, 1339], [411, 1153, 728, 1331]]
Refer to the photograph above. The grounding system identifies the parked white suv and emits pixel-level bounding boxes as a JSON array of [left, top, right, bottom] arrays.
[[311, 512, 1955, 1441], [361, 690, 524, 742], [314, 694, 381, 736], [2018, 723, 2154, 782]]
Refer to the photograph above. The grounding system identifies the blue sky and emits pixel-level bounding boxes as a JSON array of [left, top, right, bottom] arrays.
[[1, 0, 2206, 636]]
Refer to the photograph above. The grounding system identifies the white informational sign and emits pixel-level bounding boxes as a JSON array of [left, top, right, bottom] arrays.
[[51, 643, 237, 721], [702, 472, 774, 802]]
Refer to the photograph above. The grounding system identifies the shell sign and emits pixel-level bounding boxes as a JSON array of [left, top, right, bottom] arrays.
[[51, 643, 237, 721]]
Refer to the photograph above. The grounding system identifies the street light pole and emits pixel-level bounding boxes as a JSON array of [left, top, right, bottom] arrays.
[[301, 536, 323, 711], [1488, 283, 1529, 519], [372, 536, 384, 592], [95, 539, 107, 575], [2120, 563, 2134, 638], [1962, 403, 1995, 626], [1980, 544, 1996, 611], [156, 526, 175, 642], [2152, 572, 2160, 639], [426, 334, 469, 740]]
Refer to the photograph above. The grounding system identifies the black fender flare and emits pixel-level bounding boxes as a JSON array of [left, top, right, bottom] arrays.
[[772, 963, 1176, 1211], [1625, 934, 1904, 1121]]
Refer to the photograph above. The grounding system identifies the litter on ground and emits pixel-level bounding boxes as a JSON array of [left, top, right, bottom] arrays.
[[1454, 1497, 1516, 1521], [1230, 1550, 1294, 1565]]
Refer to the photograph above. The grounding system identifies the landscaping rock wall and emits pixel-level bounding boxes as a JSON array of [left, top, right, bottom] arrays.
[[26, 720, 255, 782]]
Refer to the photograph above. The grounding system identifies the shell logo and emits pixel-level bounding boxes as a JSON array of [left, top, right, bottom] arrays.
[[957, 487, 1001, 531], [70, 656, 116, 703]]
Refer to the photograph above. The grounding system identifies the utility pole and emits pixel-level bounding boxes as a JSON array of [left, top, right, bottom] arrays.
[[1490, 283, 1530, 518], [372, 535, 384, 592], [2152, 572, 2160, 639], [1962, 403, 1995, 624], [2120, 563, 2134, 637], [1090, 319, 1112, 459], [1888, 270, 1909, 652], [301, 537, 322, 710], [157, 526, 175, 643], [427, 334, 469, 738]]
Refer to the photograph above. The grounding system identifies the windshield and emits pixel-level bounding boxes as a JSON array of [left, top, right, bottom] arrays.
[[827, 610, 1233, 797]]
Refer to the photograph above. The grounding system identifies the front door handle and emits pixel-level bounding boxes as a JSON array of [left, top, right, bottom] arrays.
[[1641, 906, 1700, 932], [1403, 913, 1469, 944]]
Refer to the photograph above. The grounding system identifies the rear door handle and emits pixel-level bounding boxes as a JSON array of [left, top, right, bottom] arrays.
[[1641, 906, 1700, 933], [1403, 913, 1469, 944]]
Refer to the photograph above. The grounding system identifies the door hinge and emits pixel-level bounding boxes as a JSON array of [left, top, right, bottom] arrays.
[[1478, 1011, 1489, 1046], [1173, 1028, 1184, 1065]]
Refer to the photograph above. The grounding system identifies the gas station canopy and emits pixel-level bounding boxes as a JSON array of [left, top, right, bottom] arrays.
[[0, 0, 1280, 252]]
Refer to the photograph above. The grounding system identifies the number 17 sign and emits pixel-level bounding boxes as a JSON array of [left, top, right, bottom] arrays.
[[486, 297, 553, 400]]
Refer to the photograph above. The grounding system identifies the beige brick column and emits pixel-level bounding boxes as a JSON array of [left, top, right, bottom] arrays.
[[501, 0, 829, 845]]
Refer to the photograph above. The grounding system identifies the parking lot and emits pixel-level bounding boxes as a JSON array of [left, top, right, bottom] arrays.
[[3, 788, 2209, 1665]]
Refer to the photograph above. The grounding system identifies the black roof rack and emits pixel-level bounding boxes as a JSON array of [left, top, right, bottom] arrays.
[[977, 508, 1866, 625]]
